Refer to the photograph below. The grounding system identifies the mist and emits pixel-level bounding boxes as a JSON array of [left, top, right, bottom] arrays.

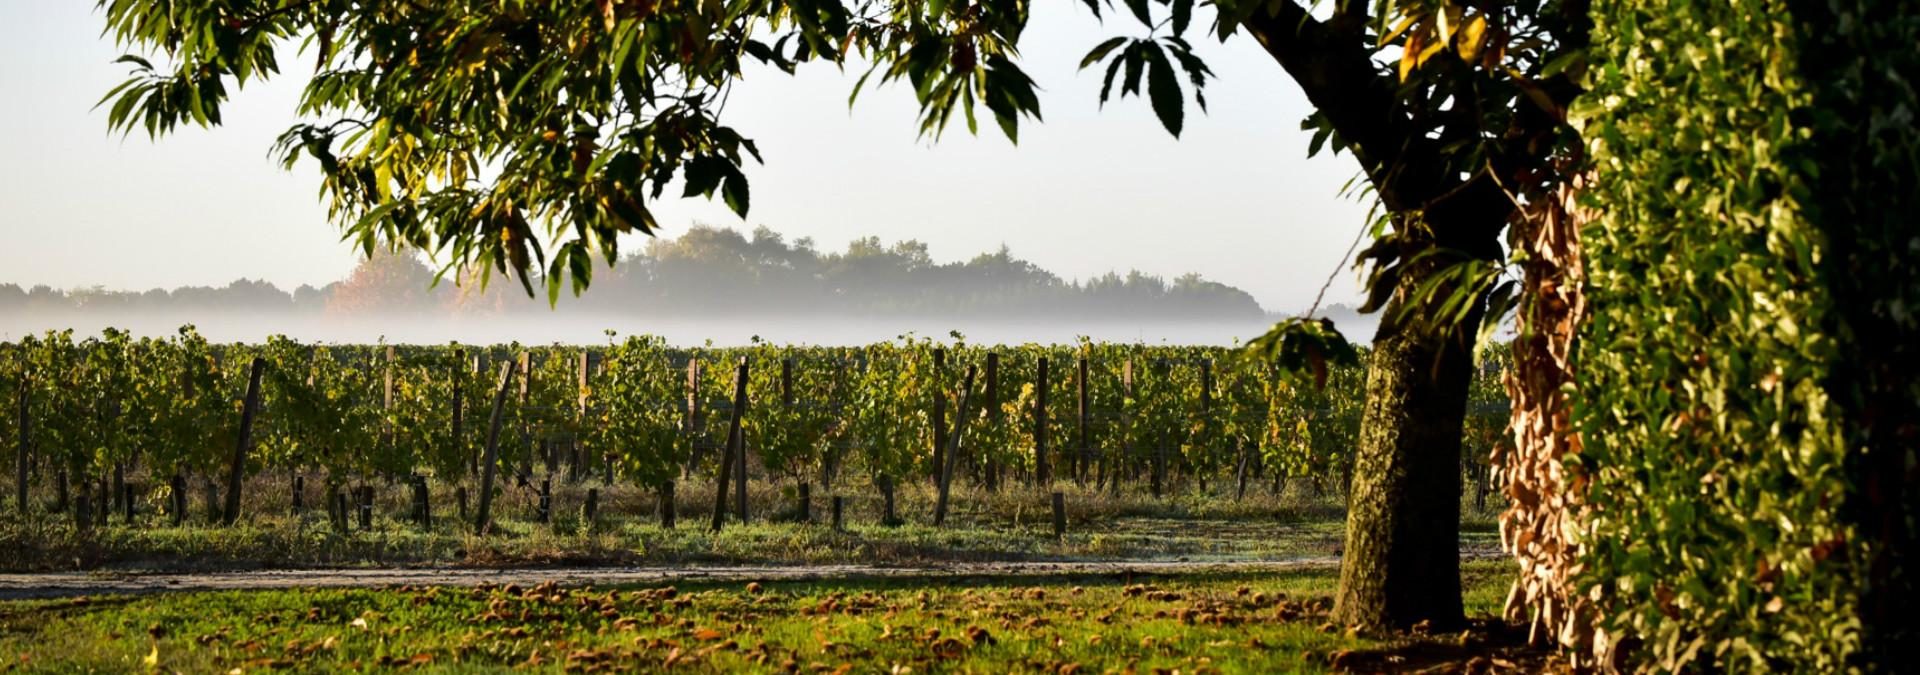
[[0, 225, 1383, 346], [0, 311, 1350, 347]]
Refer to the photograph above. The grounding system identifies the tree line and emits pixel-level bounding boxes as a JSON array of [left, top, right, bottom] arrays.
[[0, 226, 1265, 321]]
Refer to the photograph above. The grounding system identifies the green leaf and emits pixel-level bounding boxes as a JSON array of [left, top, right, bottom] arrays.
[[720, 165, 751, 217], [1144, 44, 1183, 137], [1122, 44, 1145, 96], [1171, 0, 1193, 36], [1098, 55, 1125, 105], [1123, 0, 1152, 26], [681, 156, 724, 198], [1079, 37, 1128, 70]]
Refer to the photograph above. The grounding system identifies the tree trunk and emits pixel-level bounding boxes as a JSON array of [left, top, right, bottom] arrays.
[[1332, 280, 1478, 630]]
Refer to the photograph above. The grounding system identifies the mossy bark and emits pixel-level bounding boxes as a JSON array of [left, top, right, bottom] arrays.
[[1332, 272, 1475, 631]]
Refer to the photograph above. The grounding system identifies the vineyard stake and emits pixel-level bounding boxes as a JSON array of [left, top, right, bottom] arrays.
[[571, 352, 589, 485], [831, 495, 844, 532], [798, 482, 811, 523], [1200, 360, 1214, 493], [584, 487, 599, 529], [474, 360, 516, 535], [984, 353, 1000, 493], [74, 489, 90, 533], [878, 474, 899, 526], [331, 489, 348, 534], [934, 364, 978, 527], [684, 358, 700, 478], [1035, 356, 1050, 487], [516, 351, 530, 480], [1076, 355, 1089, 487], [221, 357, 266, 526], [112, 463, 124, 521], [1052, 491, 1066, 539], [538, 478, 552, 524], [452, 349, 465, 479], [14, 367, 28, 516], [931, 348, 947, 487], [94, 477, 107, 527], [711, 358, 748, 532], [659, 480, 676, 529], [1149, 360, 1165, 500], [292, 474, 305, 514], [169, 473, 186, 526]]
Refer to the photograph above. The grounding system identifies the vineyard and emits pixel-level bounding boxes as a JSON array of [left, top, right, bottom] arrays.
[[0, 327, 1508, 558]]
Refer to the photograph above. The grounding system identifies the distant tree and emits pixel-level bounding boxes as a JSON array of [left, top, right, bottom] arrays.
[[325, 252, 444, 316]]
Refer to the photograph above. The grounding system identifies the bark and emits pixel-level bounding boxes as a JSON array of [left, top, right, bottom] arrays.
[[1332, 261, 1479, 630]]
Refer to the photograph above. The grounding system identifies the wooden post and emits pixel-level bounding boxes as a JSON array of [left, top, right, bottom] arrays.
[[537, 478, 552, 524], [1198, 359, 1214, 493], [357, 486, 373, 530], [112, 463, 125, 520], [984, 353, 1000, 492], [879, 474, 898, 526], [1052, 491, 1067, 539], [1149, 360, 1164, 500], [711, 358, 749, 532], [452, 349, 465, 478], [584, 487, 599, 527], [1235, 438, 1252, 502], [516, 351, 530, 479], [931, 349, 947, 486], [571, 352, 589, 484], [413, 475, 432, 528], [222, 357, 266, 526], [474, 361, 517, 535], [1076, 355, 1090, 486], [15, 368, 29, 516], [382, 345, 395, 452], [798, 482, 812, 523], [456, 486, 469, 522], [1035, 357, 1050, 487], [331, 489, 348, 533], [659, 480, 677, 529], [122, 483, 134, 525], [90, 476, 103, 527], [74, 488, 90, 533], [831, 495, 845, 532], [1115, 359, 1134, 492], [292, 474, 305, 514], [684, 357, 703, 477], [934, 364, 979, 527], [170, 473, 187, 526]]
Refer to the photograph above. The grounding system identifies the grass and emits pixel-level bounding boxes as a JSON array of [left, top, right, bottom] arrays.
[[0, 479, 1503, 572], [0, 562, 1523, 673]]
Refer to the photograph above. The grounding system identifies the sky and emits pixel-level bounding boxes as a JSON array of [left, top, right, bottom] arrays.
[[0, 1, 1373, 314]]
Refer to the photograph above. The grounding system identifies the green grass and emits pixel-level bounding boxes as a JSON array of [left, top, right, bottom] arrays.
[[0, 562, 1518, 673], [0, 481, 1502, 572]]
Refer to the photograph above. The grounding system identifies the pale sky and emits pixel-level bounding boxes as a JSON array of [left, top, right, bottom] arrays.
[[0, 1, 1372, 313]]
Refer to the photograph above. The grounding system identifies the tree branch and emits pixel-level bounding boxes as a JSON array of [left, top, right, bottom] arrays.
[[1239, 1, 1416, 209]]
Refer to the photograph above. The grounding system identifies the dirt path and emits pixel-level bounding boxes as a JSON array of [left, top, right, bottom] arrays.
[[0, 559, 1353, 600]]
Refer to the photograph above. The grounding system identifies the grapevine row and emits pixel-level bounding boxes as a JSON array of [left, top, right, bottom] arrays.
[[0, 328, 1510, 528]]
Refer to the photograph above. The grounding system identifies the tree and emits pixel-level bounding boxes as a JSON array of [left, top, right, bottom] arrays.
[[323, 250, 444, 316], [96, 0, 1586, 628]]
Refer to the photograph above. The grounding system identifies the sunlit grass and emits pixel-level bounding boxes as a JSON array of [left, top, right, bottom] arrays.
[[0, 561, 1517, 673]]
